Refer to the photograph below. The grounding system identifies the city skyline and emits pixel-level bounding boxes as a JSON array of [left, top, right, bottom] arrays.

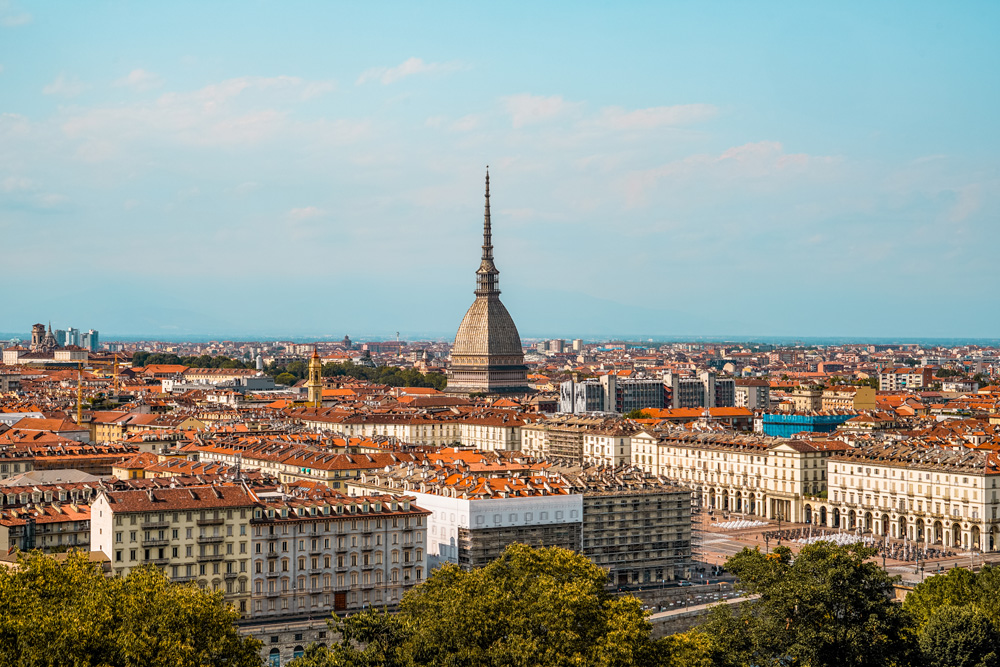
[[2, 2, 998, 338]]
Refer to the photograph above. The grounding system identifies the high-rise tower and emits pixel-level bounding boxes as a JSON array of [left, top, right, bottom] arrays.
[[447, 169, 529, 395]]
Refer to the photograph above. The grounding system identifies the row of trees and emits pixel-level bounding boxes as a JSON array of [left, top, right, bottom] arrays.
[[131, 351, 253, 369], [130, 351, 447, 390], [293, 543, 1000, 667], [5, 543, 999, 666], [269, 360, 446, 391], [290, 544, 690, 667]]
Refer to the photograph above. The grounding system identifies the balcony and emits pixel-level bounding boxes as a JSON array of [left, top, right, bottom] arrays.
[[150, 557, 171, 566], [197, 535, 224, 544], [142, 538, 169, 548], [172, 574, 197, 583], [224, 571, 239, 580], [141, 521, 168, 530], [197, 553, 224, 563], [196, 518, 224, 526]]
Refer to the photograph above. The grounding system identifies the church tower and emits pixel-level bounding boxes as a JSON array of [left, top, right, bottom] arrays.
[[447, 169, 529, 395], [306, 347, 323, 408]]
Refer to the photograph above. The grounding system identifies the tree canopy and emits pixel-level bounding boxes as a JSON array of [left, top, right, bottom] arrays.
[[132, 351, 253, 370], [0, 551, 261, 667], [698, 542, 917, 667], [290, 544, 689, 667], [918, 605, 1000, 667], [904, 565, 1000, 629]]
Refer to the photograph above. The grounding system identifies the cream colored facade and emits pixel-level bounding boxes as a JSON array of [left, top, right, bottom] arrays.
[[822, 444, 1000, 551], [821, 385, 876, 411], [302, 415, 462, 446], [582, 432, 632, 467], [521, 416, 627, 463], [458, 420, 523, 452], [632, 430, 835, 522], [91, 486, 254, 614], [789, 388, 823, 412], [250, 492, 429, 619]]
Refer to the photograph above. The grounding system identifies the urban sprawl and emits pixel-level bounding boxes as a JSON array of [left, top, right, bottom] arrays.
[[2, 178, 998, 663]]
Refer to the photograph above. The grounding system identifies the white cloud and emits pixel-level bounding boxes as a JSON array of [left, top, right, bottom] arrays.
[[37, 193, 68, 208], [232, 181, 259, 196], [43, 73, 87, 97], [56, 76, 345, 155], [114, 68, 164, 92], [0, 0, 30, 27], [424, 114, 482, 132], [357, 57, 467, 85], [622, 141, 838, 207], [288, 206, 324, 220], [1, 175, 33, 192], [947, 183, 982, 224], [595, 103, 717, 130], [501, 94, 582, 129]]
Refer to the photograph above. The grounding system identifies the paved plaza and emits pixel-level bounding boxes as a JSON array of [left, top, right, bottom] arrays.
[[694, 511, 999, 585]]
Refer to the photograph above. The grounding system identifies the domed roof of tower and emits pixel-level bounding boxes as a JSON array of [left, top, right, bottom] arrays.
[[447, 168, 529, 395], [452, 297, 523, 357]]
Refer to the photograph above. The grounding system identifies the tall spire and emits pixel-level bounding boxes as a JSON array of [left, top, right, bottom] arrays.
[[482, 167, 492, 261], [475, 166, 500, 297]]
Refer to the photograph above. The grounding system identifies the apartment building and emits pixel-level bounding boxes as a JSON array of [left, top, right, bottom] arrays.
[[581, 426, 634, 467], [0, 496, 92, 553], [734, 379, 770, 410], [823, 443, 1000, 551], [348, 468, 582, 570], [521, 415, 624, 462], [91, 484, 257, 614], [879, 366, 934, 391], [788, 387, 823, 412], [558, 375, 667, 414], [631, 430, 846, 522], [249, 487, 430, 618], [821, 385, 876, 411], [553, 463, 691, 585], [298, 412, 462, 446], [300, 409, 531, 451], [186, 440, 420, 490], [665, 371, 736, 409]]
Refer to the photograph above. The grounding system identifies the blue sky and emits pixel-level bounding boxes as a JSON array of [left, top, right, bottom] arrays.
[[1, 1, 998, 340]]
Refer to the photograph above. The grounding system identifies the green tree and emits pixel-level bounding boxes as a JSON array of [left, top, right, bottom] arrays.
[[289, 610, 413, 667], [919, 605, 1000, 667], [905, 565, 1000, 630], [275, 372, 297, 386], [700, 543, 917, 667], [0, 551, 260, 667], [854, 377, 879, 389], [624, 409, 653, 419], [401, 544, 663, 667], [295, 544, 667, 667]]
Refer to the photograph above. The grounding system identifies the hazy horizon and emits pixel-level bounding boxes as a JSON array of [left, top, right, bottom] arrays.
[[3, 2, 998, 338]]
